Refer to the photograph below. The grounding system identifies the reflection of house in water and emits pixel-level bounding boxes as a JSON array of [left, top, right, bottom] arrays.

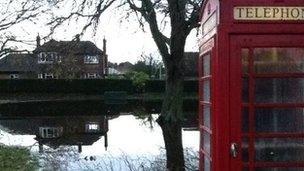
[[0, 115, 109, 153]]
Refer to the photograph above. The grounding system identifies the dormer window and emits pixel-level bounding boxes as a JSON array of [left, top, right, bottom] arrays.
[[84, 55, 99, 64], [38, 52, 59, 64]]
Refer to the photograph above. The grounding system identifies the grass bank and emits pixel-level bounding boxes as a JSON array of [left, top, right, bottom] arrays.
[[0, 145, 38, 170]]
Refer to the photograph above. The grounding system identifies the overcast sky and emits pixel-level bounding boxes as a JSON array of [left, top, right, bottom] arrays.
[[3, 1, 199, 64]]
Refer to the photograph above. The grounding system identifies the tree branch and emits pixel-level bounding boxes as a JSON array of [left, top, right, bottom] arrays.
[[45, 0, 115, 38], [184, 0, 202, 35], [127, 0, 171, 65], [0, 36, 33, 58]]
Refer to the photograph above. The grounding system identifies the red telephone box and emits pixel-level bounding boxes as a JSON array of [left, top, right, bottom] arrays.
[[198, 0, 304, 171]]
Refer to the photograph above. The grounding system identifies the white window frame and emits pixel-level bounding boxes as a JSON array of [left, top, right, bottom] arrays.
[[38, 52, 59, 64], [39, 127, 63, 138], [57, 55, 62, 63], [38, 74, 43, 79], [84, 55, 99, 64], [45, 73, 54, 79], [38, 73, 54, 79], [85, 123, 100, 132], [85, 73, 98, 79], [9, 74, 19, 79]]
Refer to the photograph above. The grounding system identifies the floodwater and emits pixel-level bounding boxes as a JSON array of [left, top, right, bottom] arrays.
[[0, 100, 199, 170]]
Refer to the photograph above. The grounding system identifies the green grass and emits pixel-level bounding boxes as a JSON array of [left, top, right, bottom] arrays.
[[0, 145, 38, 171]]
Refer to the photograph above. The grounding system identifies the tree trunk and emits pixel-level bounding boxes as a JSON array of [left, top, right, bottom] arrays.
[[157, 65, 185, 171]]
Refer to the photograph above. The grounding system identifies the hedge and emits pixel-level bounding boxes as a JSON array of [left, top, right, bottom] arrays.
[[0, 79, 197, 94], [145, 80, 197, 93]]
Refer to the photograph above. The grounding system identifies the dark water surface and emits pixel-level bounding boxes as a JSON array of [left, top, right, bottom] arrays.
[[0, 100, 199, 170]]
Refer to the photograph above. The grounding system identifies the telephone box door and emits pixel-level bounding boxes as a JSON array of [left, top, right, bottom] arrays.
[[230, 35, 304, 171]]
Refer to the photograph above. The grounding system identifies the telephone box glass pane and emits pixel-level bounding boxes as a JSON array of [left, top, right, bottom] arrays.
[[255, 138, 304, 162], [203, 105, 210, 128], [242, 137, 249, 162], [203, 131, 211, 155], [242, 49, 249, 74], [255, 78, 304, 103], [242, 78, 248, 103], [203, 80, 210, 102], [242, 108, 248, 133], [203, 54, 210, 76], [255, 108, 304, 132], [254, 48, 304, 73], [204, 156, 211, 171]]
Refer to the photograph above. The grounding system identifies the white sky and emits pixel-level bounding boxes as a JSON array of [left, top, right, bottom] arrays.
[[3, 2, 199, 64]]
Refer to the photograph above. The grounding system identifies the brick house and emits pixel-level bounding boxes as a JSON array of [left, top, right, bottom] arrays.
[[34, 35, 108, 79], [0, 35, 108, 79]]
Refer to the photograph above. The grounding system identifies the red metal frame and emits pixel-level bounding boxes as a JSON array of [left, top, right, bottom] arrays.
[[198, 0, 304, 171]]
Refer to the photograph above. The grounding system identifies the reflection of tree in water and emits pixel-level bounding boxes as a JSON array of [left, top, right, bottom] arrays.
[[39, 146, 79, 170], [132, 105, 198, 130], [132, 106, 156, 130]]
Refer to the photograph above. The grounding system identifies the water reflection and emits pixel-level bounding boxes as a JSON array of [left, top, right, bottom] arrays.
[[0, 115, 112, 153], [0, 100, 198, 170]]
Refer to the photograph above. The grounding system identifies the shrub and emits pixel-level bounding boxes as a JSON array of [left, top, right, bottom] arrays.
[[0, 145, 38, 170]]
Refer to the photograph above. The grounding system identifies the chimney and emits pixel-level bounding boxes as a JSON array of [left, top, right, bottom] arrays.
[[36, 34, 41, 48], [103, 37, 107, 54], [103, 37, 108, 76]]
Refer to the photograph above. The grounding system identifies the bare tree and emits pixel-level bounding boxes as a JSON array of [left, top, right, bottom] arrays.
[[124, 0, 202, 170], [45, 0, 115, 37]]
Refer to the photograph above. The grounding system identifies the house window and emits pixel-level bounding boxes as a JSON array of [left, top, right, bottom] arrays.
[[57, 55, 62, 62], [9, 74, 19, 79], [38, 74, 43, 79], [38, 73, 54, 79], [38, 52, 59, 64], [84, 73, 98, 79], [84, 55, 99, 64], [85, 123, 100, 132], [39, 127, 63, 138]]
